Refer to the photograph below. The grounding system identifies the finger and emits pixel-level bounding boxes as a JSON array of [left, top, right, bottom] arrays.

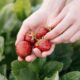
[[42, 44, 55, 58], [51, 23, 80, 43], [18, 56, 24, 61], [25, 54, 37, 62], [33, 48, 42, 58], [70, 31, 80, 43], [44, 14, 74, 40], [47, 6, 67, 29]]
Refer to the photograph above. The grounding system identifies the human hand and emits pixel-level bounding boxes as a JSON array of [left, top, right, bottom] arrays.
[[15, 0, 66, 62], [44, 0, 80, 44], [15, 9, 55, 62]]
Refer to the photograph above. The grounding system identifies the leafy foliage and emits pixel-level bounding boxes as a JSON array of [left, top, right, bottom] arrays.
[[0, 0, 80, 80], [0, 36, 4, 61], [14, 0, 31, 20], [12, 60, 39, 80], [44, 71, 59, 80], [0, 73, 7, 80], [61, 71, 80, 80], [0, 0, 14, 9], [42, 61, 63, 77]]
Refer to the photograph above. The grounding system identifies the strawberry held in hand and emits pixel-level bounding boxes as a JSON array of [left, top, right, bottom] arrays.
[[25, 32, 36, 44], [16, 41, 32, 59], [16, 27, 52, 61], [36, 27, 49, 39], [35, 39, 52, 52]]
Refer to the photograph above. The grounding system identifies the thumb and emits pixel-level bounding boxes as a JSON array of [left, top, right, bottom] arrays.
[[15, 20, 29, 45], [15, 11, 41, 45]]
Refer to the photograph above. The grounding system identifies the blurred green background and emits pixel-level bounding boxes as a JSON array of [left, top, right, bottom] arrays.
[[0, 0, 80, 80]]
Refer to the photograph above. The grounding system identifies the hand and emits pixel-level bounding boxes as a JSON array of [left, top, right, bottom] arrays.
[[44, 0, 80, 44], [15, 0, 66, 62]]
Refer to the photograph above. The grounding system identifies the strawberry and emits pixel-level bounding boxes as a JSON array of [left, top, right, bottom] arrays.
[[35, 39, 52, 52], [36, 27, 49, 39], [16, 41, 32, 58], [25, 32, 36, 44]]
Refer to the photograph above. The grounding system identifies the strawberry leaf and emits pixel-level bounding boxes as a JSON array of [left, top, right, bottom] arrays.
[[70, 46, 80, 71], [0, 36, 5, 61], [11, 60, 39, 80], [28, 58, 46, 73], [41, 61, 63, 78], [14, 0, 31, 20], [0, 64, 7, 76], [48, 44, 73, 70], [0, 3, 21, 33], [61, 71, 80, 80], [0, 0, 14, 9], [44, 71, 59, 80], [0, 73, 7, 80]]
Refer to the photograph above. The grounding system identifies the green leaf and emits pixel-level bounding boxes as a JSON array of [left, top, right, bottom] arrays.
[[0, 36, 4, 61], [0, 64, 7, 76], [44, 71, 59, 80], [52, 44, 73, 59], [28, 58, 46, 73], [48, 44, 73, 70], [24, 0, 32, 16], [0, 3, 20, 33], [14, 0, 31, 20], [0, 0, 14, 9], [70, 46, 80, 71], [9, 73, 16, 80], [30, 0, 42, 6], [61, 71, 80, 80], [42, 61, 63, 77], [60, 57, 72, 70], [11, 60, 39, 80], [0, 73, 7, 80]]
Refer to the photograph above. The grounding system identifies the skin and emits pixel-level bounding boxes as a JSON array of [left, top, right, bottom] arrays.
[[16, 0, 80, 62], [44, 0, 80, 44], [15, 0, 66, 62]]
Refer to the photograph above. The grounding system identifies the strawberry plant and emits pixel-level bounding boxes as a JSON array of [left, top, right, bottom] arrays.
[[0, 0, 80, 80]]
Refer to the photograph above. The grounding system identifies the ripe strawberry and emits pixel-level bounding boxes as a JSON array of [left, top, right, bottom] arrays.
[[25, 32, 36, 44], [36, 27, 49, 39], [16, 41, 32, 58], [35, 39, 51, 51]]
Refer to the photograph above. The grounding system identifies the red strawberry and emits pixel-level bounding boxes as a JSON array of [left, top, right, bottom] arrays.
[[25, 32, 36, 44], [35, 39, 52, 51], [16, 41, 32, 58], [36, 27, 49, 39]]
